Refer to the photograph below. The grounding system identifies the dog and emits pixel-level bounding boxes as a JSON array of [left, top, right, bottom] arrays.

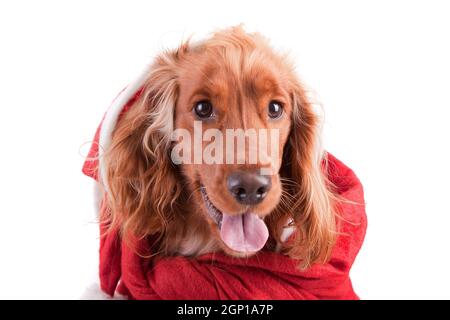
[[102, 26, 337, 269]]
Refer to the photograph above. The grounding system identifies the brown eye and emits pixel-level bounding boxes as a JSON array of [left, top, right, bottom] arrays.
[[194, 100, 214, 119], [268, 101, 283, 119]]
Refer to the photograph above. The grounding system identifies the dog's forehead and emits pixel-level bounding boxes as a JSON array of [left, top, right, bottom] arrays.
[[179, 48, 288, 103]]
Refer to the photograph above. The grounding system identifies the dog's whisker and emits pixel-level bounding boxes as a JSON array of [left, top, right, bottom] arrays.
[[280, 190, 296, 203], [186, 186, 202, 202], [280, 177, 299, 188]]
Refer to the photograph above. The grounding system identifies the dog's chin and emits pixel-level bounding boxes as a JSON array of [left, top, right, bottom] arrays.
[[199, 185, 270, 256]]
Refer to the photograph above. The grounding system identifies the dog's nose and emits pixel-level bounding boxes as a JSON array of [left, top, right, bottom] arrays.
[[227, 171, 272, 205]]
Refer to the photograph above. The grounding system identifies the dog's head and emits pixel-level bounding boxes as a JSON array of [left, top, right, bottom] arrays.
[[104, 26, 336, 267]]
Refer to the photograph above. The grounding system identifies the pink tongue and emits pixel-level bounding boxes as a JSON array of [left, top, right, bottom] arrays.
[[220, 212, 269, 253]]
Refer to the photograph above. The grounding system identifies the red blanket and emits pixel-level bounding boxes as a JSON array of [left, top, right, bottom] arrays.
[[82, 92, 367, 300]]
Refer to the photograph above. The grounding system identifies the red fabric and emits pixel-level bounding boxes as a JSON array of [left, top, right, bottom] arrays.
[[83, 94, 367, 300]]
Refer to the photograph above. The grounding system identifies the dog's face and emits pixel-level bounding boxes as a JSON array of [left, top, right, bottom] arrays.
[[173, 37, 295, 256], [104, 27, 336, 267]]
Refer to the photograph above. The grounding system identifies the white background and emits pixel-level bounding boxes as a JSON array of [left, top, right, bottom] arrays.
[[0, 0, 449, 299]]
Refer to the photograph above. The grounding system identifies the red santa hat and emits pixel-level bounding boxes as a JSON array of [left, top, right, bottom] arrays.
[[82, 65, 150, 185]]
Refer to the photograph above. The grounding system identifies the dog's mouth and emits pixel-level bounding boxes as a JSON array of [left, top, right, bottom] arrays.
[[200, 185, 269, 254]]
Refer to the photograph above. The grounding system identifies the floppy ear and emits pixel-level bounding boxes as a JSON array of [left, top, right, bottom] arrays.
[[277, 81, 337, 269], [102, 48, 186, 241]]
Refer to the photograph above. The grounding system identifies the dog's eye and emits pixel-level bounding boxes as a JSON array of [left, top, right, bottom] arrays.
[[268, 101, 283, 119], [194, 101, 214, 119]]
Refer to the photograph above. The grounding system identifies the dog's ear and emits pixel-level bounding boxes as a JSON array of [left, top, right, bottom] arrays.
[[278, 80, 336, 269], [103, 47, 187, 241]]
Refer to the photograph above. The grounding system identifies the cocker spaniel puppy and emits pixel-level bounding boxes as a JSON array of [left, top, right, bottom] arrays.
[[102, 26, 336, 269]]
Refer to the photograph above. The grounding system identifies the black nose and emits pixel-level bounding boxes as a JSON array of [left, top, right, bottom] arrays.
[[227, 171, 272, 205]]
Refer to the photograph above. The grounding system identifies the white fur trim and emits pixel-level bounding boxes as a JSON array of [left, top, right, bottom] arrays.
[[93, 181, 104, 217], [80, 283, 128, 300], [280, 220, 295, 242], [276, 218, 295, 252], [98, 65, 152, 193]]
